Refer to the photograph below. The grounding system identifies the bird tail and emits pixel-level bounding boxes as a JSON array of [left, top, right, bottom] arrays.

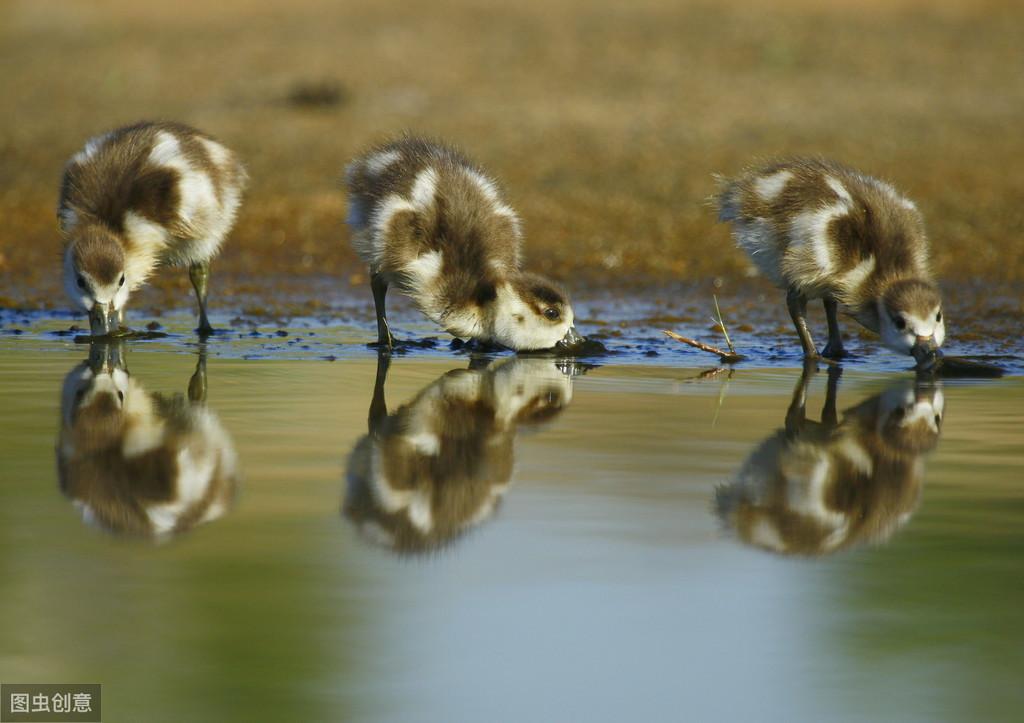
[[713, 173, 743, 223]]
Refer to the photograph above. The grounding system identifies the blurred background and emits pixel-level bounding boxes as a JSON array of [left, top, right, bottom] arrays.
[[1, 0, 1022, 309]]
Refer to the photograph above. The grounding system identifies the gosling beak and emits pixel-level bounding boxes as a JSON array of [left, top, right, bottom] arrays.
[[556, 326, 584, 349], [911, 335, 939, 369], [87, 340, 126, 374], [88, 302, 118, 337]]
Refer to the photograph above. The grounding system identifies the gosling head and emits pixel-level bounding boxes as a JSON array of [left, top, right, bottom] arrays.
[[490, 357, 575, 426], [60, 354, 130, 432], [873, 380, 944, 454], [490, 273, 580, 351], [877, 279, 945, 367], [63, 224, 128, 336]]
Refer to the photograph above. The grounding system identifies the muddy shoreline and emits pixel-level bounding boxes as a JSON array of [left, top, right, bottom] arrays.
[[3, 282, 1021, 375]]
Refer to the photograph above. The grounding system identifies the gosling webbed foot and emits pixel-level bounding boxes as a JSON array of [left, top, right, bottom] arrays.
[[821, 341, 848, 360], [368, 324, 395, 354], [368, 340, 395, 355]]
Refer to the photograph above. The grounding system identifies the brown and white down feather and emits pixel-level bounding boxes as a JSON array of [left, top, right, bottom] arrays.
[[345, 137, 576, 350]]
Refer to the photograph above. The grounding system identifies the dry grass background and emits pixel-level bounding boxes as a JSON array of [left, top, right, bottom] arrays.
[[1, 0, 1022, 308]]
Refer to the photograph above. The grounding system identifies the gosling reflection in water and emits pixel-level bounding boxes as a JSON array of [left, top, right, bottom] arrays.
[[344, 356, 577, 554], [716, 367, 944, 556], [57, 342, 238, 541]]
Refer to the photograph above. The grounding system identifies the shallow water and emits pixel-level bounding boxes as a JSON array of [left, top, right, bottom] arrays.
[[1, 324, 1023, 721]]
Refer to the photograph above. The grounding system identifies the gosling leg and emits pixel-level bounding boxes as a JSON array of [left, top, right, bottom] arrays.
[[786, 286, 818, 361], [821, 296, 847, 359], [189, 261, 214, 336], [371, 272, 395, 352]]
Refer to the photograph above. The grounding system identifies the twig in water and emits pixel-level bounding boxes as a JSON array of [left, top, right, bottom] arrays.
[[663, 330, 746, 364]]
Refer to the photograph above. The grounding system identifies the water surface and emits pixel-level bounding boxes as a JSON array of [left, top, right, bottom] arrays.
[[1, 335, 1022, 722]]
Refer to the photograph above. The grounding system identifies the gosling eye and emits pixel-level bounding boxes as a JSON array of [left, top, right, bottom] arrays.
[[893, 315, 906, 331], [76, 274, 87, 290], [543, 307, 560, 321], [118, 274, 125, 288], [936, 311, 942, 323]]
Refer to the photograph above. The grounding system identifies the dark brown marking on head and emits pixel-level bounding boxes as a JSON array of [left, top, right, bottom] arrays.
[[510, 272, 570, 319], [524, 278, 566, 307], [72, 224, 125, 284], [882, 278, 942, 318]]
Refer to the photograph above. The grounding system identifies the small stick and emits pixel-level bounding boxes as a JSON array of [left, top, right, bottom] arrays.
[[712, 294, 736, 355], [663, 330, 746, 363]]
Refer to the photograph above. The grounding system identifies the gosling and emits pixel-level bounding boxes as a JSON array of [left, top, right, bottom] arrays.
[[718, 158, 945, 366], [57, 344, 239, 541], [344, 136, 580, 351], [716, 369, 943, 556], [343, 355, 574, 553], [59, 121, 247, 336]]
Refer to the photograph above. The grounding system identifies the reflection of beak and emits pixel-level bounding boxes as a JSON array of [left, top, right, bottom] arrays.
[[556, 326, 584, 349], [911, 336, 939, 369], [87, 341, 127, 374], [88, 303, 118, 337]]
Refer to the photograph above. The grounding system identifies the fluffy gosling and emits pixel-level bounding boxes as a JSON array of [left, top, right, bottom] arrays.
[[343, 356, 574, 553], [59, 121, 247, 336], [716, 369, 943, 555], [345, 136, 580, 351], [57, 344, 238, 541], [718, 158, 944, 366]]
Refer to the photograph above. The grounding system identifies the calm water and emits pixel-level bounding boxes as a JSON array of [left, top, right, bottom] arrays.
[[1, 329, 1022, 722]]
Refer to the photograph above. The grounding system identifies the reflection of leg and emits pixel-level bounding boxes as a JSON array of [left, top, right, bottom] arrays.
[[822, 297, 846, 359], [821, 364, 842, 428], [785, 363, 817, 437], [786, 287, 818, 360], [371, 273, 394, 351], [188, 348, 208, 404], [190, 261, 213, 336], [368, 352, 390, 435]]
